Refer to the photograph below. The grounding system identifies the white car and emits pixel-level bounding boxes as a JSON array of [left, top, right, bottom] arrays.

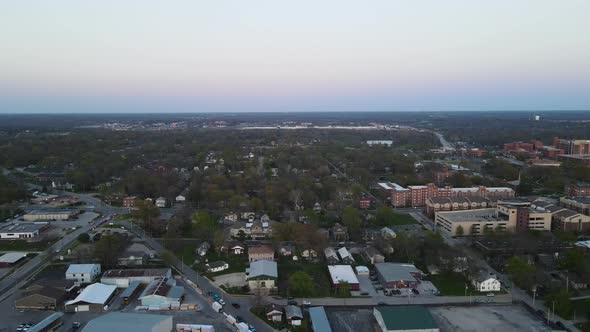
[[302, 300, 311, 306], [218, 299, 226, 305]]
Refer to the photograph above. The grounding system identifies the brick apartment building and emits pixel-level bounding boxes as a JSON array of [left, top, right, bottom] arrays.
[[538, 146, 565, 159], [378, 182, 515, 208], [565, 183, 590, 197]]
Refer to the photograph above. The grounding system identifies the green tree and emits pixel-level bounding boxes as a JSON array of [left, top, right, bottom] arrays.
[[455, 225, 464, 237], [336, 281, 350, 297], [191, 211, 218, 241], [375, 206, 394, 227], [342, 206, 361, 237], [506, 256, 536, 289], [77, 233, 90, 243], [544, 289, 573, 319], [95, 234, 123, 266], [131, 200, 160, 228], [288, 271, 315, 297]]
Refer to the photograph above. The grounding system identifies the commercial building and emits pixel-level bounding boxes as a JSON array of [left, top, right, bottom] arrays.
[[309, 306, 332, 332], [139, 277, 184, 307], [0, 252, 27, 267], [327, 265, 360, 291], [28, 312, 65, 332], [65, 283, 117, 312], [81, 312, 173, 332], [15, 280, 75, 310], [101, 268, 172, 288], [245, 260, 278, 291], [565, 183, 590, 197], [0, 222, 46, 240], [435, 202, 552, 236], [23, 209, 78, 221], [373, 306, 439, 332], [378, 182, 514, 208], [561, 197, 590, 215], [66, 264, 101, 285], [557, 154, 590, 167], [374, 263, 422, 289], [553, 137, 590, 155]]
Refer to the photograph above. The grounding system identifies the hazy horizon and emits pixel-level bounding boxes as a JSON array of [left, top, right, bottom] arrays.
[[1, 1, 589, 113]]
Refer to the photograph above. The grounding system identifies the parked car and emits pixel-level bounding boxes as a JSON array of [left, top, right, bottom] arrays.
[[287, 300, 297, 305], [232, 302, 240, 308], [360, 292, 369, 296], [303, 300, 311, 306]]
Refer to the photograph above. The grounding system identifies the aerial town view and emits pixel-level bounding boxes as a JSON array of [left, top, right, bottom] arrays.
[[1, 1, 589, 332]]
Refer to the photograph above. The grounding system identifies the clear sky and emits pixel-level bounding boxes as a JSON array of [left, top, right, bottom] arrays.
[[1, 0, 589, 113]]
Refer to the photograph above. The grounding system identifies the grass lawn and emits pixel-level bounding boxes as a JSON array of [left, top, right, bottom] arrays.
[[201, 252, 249, 276], [0, 239, 51, 251], [277, 258, 332, 298], [429, 272, 472, 296], [386, 213, 417, 226], [115, 213, 131, 221], [174, 244, 197, 266]]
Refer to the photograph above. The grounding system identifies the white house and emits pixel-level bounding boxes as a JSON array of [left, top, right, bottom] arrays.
[[175, 195, 186, 203], [380, 227, 397, 239], [155, 197, 166, 208], [472, 271, 501, 292], [337, 247, 355, 264], [66, 264, 101, 285], [206, 261, 229, 273]]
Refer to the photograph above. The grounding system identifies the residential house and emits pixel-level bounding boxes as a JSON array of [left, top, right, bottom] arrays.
[[324, 247, 340, 264], [380, 227, 397, 240], [245, 260, 278, 292], [175, 195, 186, 203], [206, 261, 229, 273], [364, 246, 385, 264], [221, 241, 245, 255], [65, 264, 101, 285], [285, 305, 303, 326], [248, 245, 275, 262], [330, 223, 349, 241], [337, 247, 355, 264], [301, 248, 318, 261], [155, 197, 166, 208], [266, 307, 283, 322], [118, 251, 148, 266], [279, 243, 295, 257], [471, 271, 501, 292]]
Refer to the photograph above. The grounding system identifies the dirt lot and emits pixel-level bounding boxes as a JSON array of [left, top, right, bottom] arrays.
[[431, 305, 549, 332]]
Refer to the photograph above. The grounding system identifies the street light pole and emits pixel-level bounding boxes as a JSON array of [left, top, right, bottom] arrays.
[[532, 288, 536, 308]]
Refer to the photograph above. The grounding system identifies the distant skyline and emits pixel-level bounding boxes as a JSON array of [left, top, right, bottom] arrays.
[[1, 1, 589, 113]]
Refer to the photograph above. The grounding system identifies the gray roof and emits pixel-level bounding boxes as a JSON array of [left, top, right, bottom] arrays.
[[81, 312, 173, 332], [120, 281, 142, 298], [207, 261, 228, 269], [285, 305, 303, 319], [66, 264, 99, 275], [309, 307, 332, 332], [545, 205, 566, 213], [246, 260, 278, 280], [375, 263, 421, 282], [553, 209, 579, 219], [29, 312, 64, 332], [0, 222, 45, 233]]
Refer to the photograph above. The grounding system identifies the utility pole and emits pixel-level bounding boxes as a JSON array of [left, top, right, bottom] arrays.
[[532, 288, 536, 308], [552, 301, 556, 323]]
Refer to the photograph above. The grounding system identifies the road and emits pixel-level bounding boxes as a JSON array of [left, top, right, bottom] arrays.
[[433, 131, 455, 150]]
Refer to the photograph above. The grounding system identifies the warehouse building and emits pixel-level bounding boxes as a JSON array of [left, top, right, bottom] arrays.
[[23, 209, 78, 221], [327, 265, 360, 290], [15, 280, 75, 310], [139, 277, 184, 307], [82, 312, 173, 332], [0, 252, 27, 267], [373, 306, 439, 332], [65, 283, 117, 312], [101, 268, 172, 288], [374, 263, 423, 290], [0, 222, 46, 240], [309, 306, 332, 332], [28, 312, 65, 332]]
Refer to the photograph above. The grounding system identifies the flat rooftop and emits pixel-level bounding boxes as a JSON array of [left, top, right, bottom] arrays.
[[327, 265, 359, 285], [0, 222, 45, 233], [436, 208, 501, 222], [102, 268, 171, 278], [26, 209, 74, 215]]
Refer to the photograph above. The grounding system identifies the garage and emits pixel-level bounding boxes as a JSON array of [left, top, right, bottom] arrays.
[[76, 305, 90, 312]]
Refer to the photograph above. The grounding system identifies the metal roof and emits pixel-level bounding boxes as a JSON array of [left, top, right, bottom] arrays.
[[102, 268, 170, 278], [309, 306, 332, 332], [81, 312, 172, 332], [285, 305, 303, 319], [246, 260, 278, 279], [28, 312, 64, 332], [66, 264, 99, 275], [66, 283, 116, 306], [120, 280, 141, 298], [0, 252, 27, 263], [0, 222, 45, 233], [374, 263, 421, 283], [327, 265, 359, 285]]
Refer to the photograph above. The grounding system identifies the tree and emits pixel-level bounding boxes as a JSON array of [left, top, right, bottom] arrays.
[[455, 225, 464, 237], [95, 234, 124, 266], [131, 199, 160, 231], [191, 211, 218, 241], [506, 256, 536, 289], [288, 271, 315, 297], [544, 289, 573, 319], [342, 206, 361, 238], [335, 281, 350, 297], [77, 233, 90, 243], [375, 206, 395, 227]]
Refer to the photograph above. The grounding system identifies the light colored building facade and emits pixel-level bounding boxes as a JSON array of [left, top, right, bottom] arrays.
[[66, 264, 101, 285]]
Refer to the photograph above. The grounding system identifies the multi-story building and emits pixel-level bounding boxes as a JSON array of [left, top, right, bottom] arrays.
[[557, 154, 590, 167], [425, 197, 493, 218], [565, 183, 590, 197], [379, 182, 514, 208], [560, 197, 590, 216], [435, 202, 551, 236], [538, 146, 565, 159], [553, 137, 590, 155], [504, 141, 535, 152]]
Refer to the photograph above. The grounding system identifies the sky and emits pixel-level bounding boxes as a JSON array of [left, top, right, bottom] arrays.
[[1, 0, 589, 113]]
